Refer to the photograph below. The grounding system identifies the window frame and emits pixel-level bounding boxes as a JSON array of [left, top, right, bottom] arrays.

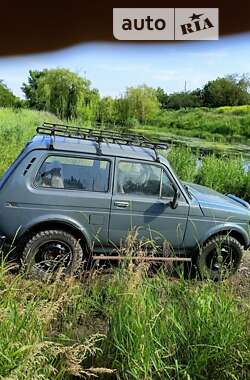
[[33, 153, 112, 194], [115, 159, 176, 199]]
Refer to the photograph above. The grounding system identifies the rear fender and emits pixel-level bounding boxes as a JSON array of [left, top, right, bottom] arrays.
[[19, 214, 92, 250]]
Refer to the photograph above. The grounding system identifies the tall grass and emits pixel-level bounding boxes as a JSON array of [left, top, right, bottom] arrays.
[[102, 267, 249, 379], [0, 260, 112, 379], [197, 155, 247, 196], [0, 107, 59, 176], [0, 257, 248, 380], [167, 146, 198, 182], [166, 146, 250, 201], [0, 230, 249, 379]]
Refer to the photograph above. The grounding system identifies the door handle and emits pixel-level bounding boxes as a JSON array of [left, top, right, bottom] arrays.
[[114, 201, 129, 208]]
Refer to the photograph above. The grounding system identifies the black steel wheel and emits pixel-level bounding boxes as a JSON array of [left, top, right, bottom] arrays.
[[198, 235, 243, 280], [22, 230, 83, 279]]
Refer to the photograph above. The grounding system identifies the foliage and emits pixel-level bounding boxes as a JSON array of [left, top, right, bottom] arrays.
[[197, 155, 247, 196], [22, 69, 100, 121], [203, 74, 250, 107], [166, 146, 250, 201], [20, 70, 250, 125], [155, 87, 169, 108], [123, 85, 160, 123], [98, 96, 116, 124], [139, 105, 250, 144], [166, 90, 203, 110], [145, 75, 250, 111], [22, 70, 47, 109], [0, 80, 19, 107], [167, 146, 198, 182]]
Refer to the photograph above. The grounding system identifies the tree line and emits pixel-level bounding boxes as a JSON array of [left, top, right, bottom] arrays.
[[1, 68, 250, 124]]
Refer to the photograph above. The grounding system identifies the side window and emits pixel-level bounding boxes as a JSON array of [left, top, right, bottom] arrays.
[[35, 156, 110, 192], [117, 161, 161, 196]]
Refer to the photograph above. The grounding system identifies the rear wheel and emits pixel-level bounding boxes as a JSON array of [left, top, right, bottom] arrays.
[[198, 235, 243, 280], [22, 230, 83, 279]]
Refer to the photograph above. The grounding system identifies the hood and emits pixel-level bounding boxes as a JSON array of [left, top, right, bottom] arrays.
[[184, 182, 250, 220]]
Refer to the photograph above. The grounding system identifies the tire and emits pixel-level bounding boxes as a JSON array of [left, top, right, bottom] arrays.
[[22, 229, 83, 279], [198, 235, 243, 281]]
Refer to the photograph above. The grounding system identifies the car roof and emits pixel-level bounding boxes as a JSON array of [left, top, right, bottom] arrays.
[[27, 134, 158, 161]]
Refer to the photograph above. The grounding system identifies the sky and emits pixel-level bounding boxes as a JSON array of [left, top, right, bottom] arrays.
[[0, 33, 250, 98]]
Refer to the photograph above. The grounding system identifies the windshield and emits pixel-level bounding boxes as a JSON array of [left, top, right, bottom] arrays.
[[159, 155, 192, 199]]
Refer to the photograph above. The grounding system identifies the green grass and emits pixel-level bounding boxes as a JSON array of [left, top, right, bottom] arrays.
[[0, 107, 60, 176], [135, 105, 250, 154], [0, 257, 248, 380], [166, 146, 250, 201], [0, 107, 249, 378], [102, 266, 250, 380], [0, 261, 111, 379]]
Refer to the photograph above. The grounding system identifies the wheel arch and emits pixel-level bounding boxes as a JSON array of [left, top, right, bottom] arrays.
[[18, 217, 92, 253], [203, 224, 249, 248]]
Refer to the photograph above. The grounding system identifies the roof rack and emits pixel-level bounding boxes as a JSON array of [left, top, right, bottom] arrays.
[[37, 122, 169, 161]]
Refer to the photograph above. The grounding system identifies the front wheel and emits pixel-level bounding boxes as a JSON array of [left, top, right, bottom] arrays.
[[198, 235, 243, 281], [22, 230, 83, 279]]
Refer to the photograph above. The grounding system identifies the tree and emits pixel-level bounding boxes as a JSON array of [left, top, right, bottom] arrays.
[[113, 97, 129, 125], [22, 70, 47, 109], [166, 91, 202, 109], [81, 87, 100, 123], [99, 96, 116, 124], [155, 87, 169, 109], [22, 68, 98, 120], [0, 81, 18, 107], [123, 85, 160, 124], [202, 74, 250, 107]]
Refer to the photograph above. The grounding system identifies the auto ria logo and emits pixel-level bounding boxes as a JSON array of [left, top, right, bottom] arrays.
[[113, 8, 219, 40]]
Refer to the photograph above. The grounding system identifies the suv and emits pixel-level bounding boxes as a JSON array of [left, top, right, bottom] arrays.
[[0, 122, 249, 279]]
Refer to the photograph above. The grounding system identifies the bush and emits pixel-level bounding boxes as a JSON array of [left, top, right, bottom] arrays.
[[197, 155, 246, 197], [167, 146, 198, 182]]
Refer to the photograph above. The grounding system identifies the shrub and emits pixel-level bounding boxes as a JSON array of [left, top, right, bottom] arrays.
[[167, 146, 198, 182], [197, 155, 246, 197]]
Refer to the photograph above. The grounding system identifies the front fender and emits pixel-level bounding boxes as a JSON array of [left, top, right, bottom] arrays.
[[203, 222, 250, 248]]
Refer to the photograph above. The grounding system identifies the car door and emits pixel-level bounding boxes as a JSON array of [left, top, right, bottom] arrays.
[[9, 153, 114, 248], [109, 158, 190, 249]]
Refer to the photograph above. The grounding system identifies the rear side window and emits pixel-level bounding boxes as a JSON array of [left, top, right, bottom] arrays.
[[35, 156, 110, 192]]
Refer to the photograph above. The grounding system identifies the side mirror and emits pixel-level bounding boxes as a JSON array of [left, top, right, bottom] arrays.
[[170, 186, 179, 209]]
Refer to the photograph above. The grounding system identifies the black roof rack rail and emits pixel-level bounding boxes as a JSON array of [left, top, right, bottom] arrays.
[[37, 122, 169, 161]]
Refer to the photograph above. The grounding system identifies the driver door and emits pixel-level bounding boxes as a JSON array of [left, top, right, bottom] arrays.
[[108, 158, 190, 249]]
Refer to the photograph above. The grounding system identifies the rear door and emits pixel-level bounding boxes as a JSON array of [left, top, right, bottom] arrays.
[[109, 158, 190, 249], [5, 153, 114, 248]]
